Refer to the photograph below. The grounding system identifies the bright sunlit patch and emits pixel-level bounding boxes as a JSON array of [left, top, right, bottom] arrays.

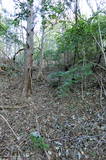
[[2, 0, 14, 14], [79, 0, 97, 17]]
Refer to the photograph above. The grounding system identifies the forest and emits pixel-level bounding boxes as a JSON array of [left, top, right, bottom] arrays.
[[0, 0, 106, 159]]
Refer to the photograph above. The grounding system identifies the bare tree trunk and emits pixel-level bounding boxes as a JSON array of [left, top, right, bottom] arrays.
[[37, 0, 46, 81], [37, 25, 45, 80], [97, 18, 106, 65], [73, 0, 78, 65], [22, 0, 34, 97]]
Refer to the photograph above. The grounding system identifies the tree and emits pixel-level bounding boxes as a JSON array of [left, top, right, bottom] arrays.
[[86, 0, 106, 65], [37, 0, 47, 80], [74, 0, 79, 65], [22, 0, 35, 97]]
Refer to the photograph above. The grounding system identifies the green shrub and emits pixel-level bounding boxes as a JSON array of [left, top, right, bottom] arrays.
[[30, 132, 49, 150], [48, 63, 93, 97]]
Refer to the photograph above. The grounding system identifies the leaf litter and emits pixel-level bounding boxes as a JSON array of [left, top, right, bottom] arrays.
[[0, 71, 106, 160]]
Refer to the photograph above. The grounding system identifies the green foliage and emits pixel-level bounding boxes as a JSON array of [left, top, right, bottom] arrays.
[[12, 18, 20, 26], [0, 22, 8, 36], [48, 71, 64, 79], [30, 133, 49, 150], [59, 63, 93, 97], [49, 14, 57, 19], [6, 31, 23, 45], [56, 15, 106, 64], [41, 1, 64, 28], [14, 2, 31, 21], [48, 63, 93, 97], [0, 17, 22, 45], [44, 49, 60, 61], [28, 0, 34, 5], [56, 19, 92, 54], [49, 2, 64, 14], [33, 48, 41, 63], [90, 15, 106, 38]]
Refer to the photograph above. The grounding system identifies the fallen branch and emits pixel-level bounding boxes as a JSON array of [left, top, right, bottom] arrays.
[[0, 114, 19, 140], [0, 105, 28, 110]]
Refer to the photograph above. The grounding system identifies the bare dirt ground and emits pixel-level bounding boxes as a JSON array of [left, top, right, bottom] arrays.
[[0, 69, 106, 160]]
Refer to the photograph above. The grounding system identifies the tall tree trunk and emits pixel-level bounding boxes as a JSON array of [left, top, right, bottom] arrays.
[[22, 0, 34, 97], [37, 0, 46, 81], [73, 0, 78, 65], [37, 24, 45, 80]]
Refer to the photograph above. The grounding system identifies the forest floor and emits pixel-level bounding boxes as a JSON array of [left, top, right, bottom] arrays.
[[0, 68, 106, 160]]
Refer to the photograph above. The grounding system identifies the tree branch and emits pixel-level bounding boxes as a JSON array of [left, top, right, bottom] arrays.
[[13, 48, 25, 62]]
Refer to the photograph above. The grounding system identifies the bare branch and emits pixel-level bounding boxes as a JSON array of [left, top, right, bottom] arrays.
[[13, 48, 25, 62]]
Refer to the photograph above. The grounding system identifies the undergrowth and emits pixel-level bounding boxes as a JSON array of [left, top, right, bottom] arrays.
[[48, 63, 93, 97]]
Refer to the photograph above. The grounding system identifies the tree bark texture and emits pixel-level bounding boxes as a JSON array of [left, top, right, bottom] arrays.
[[22, 0, 34, 97]]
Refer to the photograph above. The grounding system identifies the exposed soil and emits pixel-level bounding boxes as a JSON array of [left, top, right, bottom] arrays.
[[0, 69, 106, 160]]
